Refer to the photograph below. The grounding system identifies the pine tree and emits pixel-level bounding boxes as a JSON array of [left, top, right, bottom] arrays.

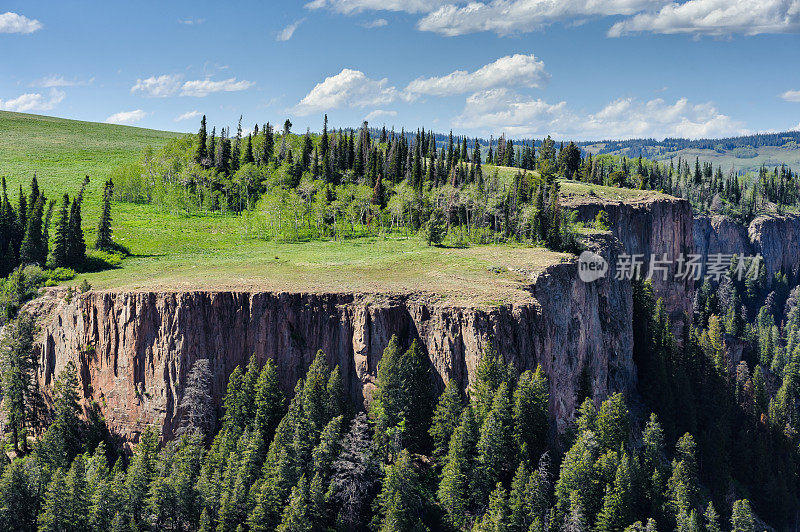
[[0, 178, 15, 277], [372, 336, 434, 454], [90, 468, 122, 532], [277, 476, 312, 532], [125, 426, 159, 528], [513, 366, 549, 464], [95, 179, 114, 251], [19, 195, 45, 266], [51, 194, 70, 267], [37, 361, 82, 468], [0, 312, 39, 452], [473, 482, 509, 532], [475, 383, 515, 503], [198, 508, 212, 532], [730, 499, 755, 532], [255, 358, 285, 443], [425, 208, 446, 246], [438, 407, 478, 529], [67, 176, 89, 268], [0, 459, 36, 532], [563, 492, 588, 532], [594, 453, 633, 532], [196, 115, 208, 165], [472, 345, 513, 425], [262, 122, 274, 165], [38, 469, 70, 532], [65, 455, 91, 532], [704, 502, 722, 532], [429, 379, 464, 464], [330, 413, 378, 530], [243, 134, 255, 165], [508, 462, 531, 530], [326, 365, 346, 419], [554, 430, 599, 519], [302, 350, 333, 440], [231, 116, 243, 173], [373, 449, 425, 531], [596, 393, 629, 452], [177, 358, 214, 438], [666, 433, 699, 519]]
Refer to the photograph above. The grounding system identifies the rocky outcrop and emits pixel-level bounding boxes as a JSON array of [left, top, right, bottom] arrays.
[[748, 213, 800, 280], [693, 213, 800, 284], [693, 215, 752, 263], [566, 194, 695, 324], [31, 236, 633, 443]]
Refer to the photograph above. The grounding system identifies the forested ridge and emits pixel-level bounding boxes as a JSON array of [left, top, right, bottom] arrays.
[[576, 131, 800, 157]]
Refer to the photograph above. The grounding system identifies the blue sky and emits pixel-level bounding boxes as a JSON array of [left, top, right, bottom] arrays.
[[1, 0, 799, 140]]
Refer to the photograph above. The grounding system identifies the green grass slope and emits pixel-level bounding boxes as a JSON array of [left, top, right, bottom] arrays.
[[0, 110, 177, 196]]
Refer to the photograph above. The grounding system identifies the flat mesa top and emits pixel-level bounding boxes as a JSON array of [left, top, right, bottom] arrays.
[[559, 180, 677, 205], [80, 238, 571, 307]]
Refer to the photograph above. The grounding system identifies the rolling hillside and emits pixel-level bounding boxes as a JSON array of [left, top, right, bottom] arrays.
[[579, 130, 800, 173]]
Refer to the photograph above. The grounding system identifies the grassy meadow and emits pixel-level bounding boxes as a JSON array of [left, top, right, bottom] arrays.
[[0, 111, 572, 304]]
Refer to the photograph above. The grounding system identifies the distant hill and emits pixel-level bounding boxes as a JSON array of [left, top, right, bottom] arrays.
[[0, 110, 178, 198], [577, 131, 800, 173]]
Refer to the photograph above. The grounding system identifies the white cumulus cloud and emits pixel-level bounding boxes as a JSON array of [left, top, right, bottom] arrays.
[[131, 74, 184, 97], [0, 12, 42, 34], [32, 74, 93, 88], [105, 110, 147, 125], [180, 78, 255, 97], [131, 75, 254, 98], [608, 0, 800, 37], [416, 0, 666, 36], [405, 53, 549, 98], [454, 88, 573, 136], [175, 110, 202, 122], [365, 109, 397, 121], [780, 89, 800, 103], [362, 18, 388, 28], [455, 89, 746, 140], [306, 0, 448, 14], [294, 68, 398, 115], [277, 19, 305, 41], [0, 89, 64, 112]]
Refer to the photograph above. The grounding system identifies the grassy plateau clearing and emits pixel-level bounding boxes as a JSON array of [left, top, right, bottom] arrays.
[[0, 111, 573, 305]]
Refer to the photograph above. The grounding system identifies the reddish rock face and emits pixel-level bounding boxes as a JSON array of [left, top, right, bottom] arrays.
[[567, 194, 695, 326], [31, 238, 634, 444], [30, 194, 797, 447], [748, 213, 800, 282]]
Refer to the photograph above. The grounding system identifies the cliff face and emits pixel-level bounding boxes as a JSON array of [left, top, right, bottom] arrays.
[[32, 236, 633, 443], [693, 215, 752, 262], [567, 195, 695, 323], [33, 192, 795, 446], [748, 213, 800, 280], [694, 213, 800, 283]]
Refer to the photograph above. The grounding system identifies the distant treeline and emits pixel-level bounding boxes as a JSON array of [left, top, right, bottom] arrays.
[[115, 116, 585, 252], [115, 115, 798, 242], [576, 130, 800, 157]]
